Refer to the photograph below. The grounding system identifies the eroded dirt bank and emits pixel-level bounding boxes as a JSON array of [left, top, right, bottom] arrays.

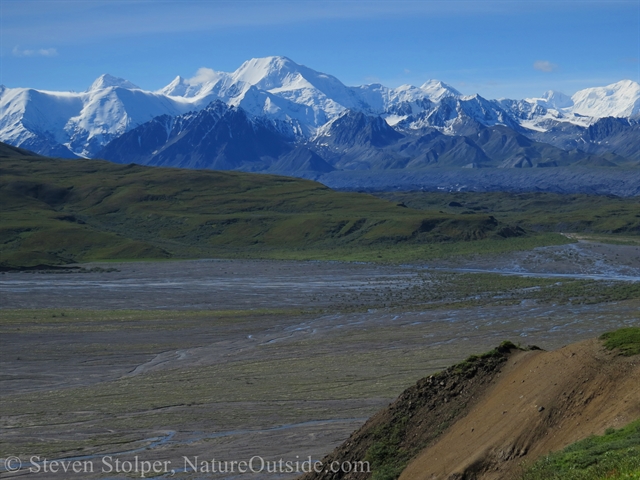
[[400, 338, 640, 479], [301, 338, 640, 480]]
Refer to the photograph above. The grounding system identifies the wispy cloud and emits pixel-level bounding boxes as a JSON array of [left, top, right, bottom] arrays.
[[188, 67, 221, 84], [12, 45, 58, 57], [533, 60, 557, 72]]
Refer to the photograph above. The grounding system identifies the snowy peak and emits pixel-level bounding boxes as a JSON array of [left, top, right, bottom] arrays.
[[231, 56, 348, 94], [419, 80, 461, 101], [540, 90, 573, 109], [571, 80, 640, 118], [88, 74, 140, 92], [522, 90, 573, 111], [232, 56, 302, 90], [159, 75, 189, 96], [223, 56, 366, 126], [160, 68, 230, 98]]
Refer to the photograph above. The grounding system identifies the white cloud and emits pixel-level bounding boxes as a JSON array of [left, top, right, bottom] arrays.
[[533, 60, 557, 73], [189, 67, 220, 84], [12, 45, 58, 57]]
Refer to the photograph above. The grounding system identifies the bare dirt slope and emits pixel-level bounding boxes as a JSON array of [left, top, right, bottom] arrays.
[[400, 338, 640, 480], [300, 337, 640, 480]]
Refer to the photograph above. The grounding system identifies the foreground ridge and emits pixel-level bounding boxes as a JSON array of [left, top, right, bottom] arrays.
[[301, 332, 640, 480]]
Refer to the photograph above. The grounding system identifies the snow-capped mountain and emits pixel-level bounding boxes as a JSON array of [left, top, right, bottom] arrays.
[[154, 56, 464, 137], [1, 56, 639, 159], [570, 79, 640, 118], [0, 74, 194, 157], [89, 73, 141, 91], [397, 94, 523, 135], [532, 90, 574, 110], [500, 80, 640, 132]]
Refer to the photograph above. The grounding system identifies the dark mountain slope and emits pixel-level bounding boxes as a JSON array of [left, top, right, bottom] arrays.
[[98, 101, 333, 173], [470, 125, 600, 168], [0, 142, 41, 158], [321, 111, 404, 149], [532, 117, 640, 163], [93, 103, 638, 197]]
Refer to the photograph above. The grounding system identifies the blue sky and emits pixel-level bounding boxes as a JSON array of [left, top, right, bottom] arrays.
[[1, 0, 638, 99]]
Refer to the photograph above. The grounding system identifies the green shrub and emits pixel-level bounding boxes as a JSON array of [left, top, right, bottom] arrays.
[[600, 328, 640, 356]]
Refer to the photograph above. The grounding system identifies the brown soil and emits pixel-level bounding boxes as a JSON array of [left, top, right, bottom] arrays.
[[401, 338, 640, 480], [300, 339, 640, 480]]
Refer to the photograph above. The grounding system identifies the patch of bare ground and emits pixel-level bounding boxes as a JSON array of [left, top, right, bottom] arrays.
[[301, 338, 640, 480], [400, 338, 640, 479]]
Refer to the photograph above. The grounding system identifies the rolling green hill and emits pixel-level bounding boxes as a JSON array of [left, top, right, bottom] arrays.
[[0, 148, 566, 268], [378, 191, 640, 240]]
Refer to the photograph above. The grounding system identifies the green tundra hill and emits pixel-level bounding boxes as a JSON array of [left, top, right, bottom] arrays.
[[377, 191, 640, 241], [1, 148, 569, 268]]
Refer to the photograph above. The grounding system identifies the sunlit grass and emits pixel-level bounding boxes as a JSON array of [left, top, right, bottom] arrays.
[[521, 418, 640, 480]]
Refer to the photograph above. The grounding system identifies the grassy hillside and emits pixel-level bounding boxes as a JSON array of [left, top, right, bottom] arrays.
[[0, 152, 566, 267], [377, 191, 640, 240], [521, 419, 640, 480]]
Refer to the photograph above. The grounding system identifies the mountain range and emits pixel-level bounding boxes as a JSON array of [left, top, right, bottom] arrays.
[[2, 56, 640, 194]]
